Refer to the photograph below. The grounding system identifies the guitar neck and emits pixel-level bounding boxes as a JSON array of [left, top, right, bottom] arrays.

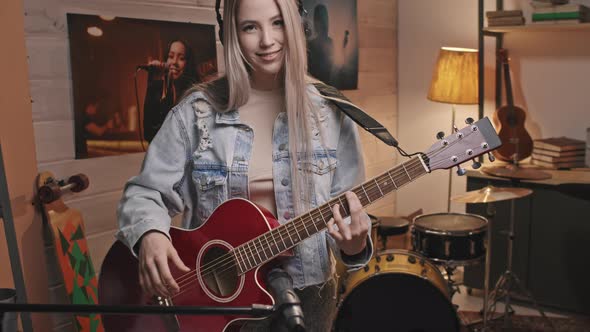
[[503, 61, 514, 107], [233, 156, 429, 274]]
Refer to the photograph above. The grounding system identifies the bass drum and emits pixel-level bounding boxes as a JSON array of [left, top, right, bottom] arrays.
[[334, 250, 460, 332]]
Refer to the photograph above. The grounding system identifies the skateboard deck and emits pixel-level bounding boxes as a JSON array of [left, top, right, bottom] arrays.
[[37, 171, 104, 332]]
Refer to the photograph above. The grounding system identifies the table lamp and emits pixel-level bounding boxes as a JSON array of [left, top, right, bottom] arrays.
[[427, 47, 478, 212]]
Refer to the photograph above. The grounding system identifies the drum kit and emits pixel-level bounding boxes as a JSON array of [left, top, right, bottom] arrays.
[[333, 164, 552, 331]]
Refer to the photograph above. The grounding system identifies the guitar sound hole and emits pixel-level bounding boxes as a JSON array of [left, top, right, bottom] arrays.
[[201, 246, 239, 297]]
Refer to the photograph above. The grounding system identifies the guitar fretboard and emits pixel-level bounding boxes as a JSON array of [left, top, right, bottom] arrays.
[[232, 156, 429, 274]]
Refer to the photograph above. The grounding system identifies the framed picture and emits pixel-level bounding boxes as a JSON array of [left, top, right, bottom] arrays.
[[67, 14, 218, 159], [303, 0, 358, 90]]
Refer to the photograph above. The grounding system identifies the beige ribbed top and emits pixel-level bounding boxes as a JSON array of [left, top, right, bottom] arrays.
[[238, 87, 284, 217]]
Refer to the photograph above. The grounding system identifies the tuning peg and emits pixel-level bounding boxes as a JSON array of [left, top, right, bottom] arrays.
[[487, 152, 496, 162], [465, 117, 474, 125], [453, 125, 459, 133], [456, 166, 467, 176], [472, 160, 482, 169], [436, 131, 445, 140]]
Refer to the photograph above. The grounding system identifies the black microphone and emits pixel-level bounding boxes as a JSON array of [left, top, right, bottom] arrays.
[[136, 63, 170, 71], [266, 269, 305, 332]]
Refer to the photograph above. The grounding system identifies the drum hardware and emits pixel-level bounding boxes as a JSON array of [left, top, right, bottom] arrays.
[[441, 264, 462, 300], [483, 180, 553, 330], [451, 181, 552, 331], [367, 214, 381, 255]]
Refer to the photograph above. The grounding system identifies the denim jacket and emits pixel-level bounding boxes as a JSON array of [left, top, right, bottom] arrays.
[[117, 84, 372, 288]]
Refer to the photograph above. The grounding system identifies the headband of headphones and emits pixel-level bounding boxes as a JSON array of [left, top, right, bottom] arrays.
[[215, 0, 307, 44]]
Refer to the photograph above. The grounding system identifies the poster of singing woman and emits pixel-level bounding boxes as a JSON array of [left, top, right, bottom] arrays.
[[303, 0, 358, 90], [67, 14, 218, 159]]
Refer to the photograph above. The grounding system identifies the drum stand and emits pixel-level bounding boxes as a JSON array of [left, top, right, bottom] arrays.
[[483, 189, 552, 330], [441, 264, 461, 300]]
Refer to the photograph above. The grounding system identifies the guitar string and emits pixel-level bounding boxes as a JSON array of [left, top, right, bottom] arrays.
[[172, 152, 472, 298], [172, 137, 475, 295], [172, 132, 484, 295], [176, 130, 476, 284], [171, 158, 426, 296], [172, 158, 423, 285], [172, 132, 478, 293], [171, 160, 426, 294], [174, 160, 430, 297]]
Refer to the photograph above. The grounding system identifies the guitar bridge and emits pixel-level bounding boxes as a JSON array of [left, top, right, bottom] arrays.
[[152, 296, 180, 332]]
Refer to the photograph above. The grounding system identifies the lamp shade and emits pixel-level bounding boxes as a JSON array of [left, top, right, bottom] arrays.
[[427, 47, 478, 105]]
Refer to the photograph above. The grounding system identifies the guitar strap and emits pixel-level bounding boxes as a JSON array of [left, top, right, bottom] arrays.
[[312, 83, 398, 148]]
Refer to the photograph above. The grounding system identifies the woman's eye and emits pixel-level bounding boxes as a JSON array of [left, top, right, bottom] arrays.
[[242, 24, 256, 32], [273, 19, 284, 27]]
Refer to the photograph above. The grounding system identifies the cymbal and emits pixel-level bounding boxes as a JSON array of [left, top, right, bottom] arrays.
[[481, 165, 552, 180], [451, 185, 533, 203]]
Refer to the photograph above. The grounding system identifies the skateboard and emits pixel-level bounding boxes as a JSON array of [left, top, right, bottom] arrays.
[[36, 172, 104, 332]]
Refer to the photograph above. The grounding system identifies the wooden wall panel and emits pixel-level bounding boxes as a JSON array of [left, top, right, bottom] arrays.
[[65, 191, 120, 235], [30, 79, 72, 122], [87, 230, 118, 276], [33, 121, 76, 162], [349, 0, 397, 217], [38, 153, 144, 197], [26, 37, 69, 80]]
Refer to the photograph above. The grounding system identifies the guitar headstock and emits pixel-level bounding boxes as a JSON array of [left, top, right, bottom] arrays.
[[423, 117, 502, 173]]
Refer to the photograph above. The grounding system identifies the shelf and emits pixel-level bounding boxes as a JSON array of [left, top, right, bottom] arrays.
[[484, 22, 590, 33]]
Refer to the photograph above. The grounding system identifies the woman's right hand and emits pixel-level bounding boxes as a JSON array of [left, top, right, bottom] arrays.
[[146, 59, 167, 80], [138, 231, 190, 297]]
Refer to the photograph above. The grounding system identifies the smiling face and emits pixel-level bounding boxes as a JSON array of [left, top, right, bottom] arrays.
[[166, 41, 187, 80], [236, 0, 286, 89]]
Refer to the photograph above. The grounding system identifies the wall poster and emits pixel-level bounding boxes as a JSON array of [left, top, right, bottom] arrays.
[[67, 14, 218, 159]]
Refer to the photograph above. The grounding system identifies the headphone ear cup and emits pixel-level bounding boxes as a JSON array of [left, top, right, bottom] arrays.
[[298, 0, 308, 18]]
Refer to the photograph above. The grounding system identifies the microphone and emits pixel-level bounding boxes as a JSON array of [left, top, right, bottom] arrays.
[[136, 63, 169, 71], [266, 269, 305, 332]]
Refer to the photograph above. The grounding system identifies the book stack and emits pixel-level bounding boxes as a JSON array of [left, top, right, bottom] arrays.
[[532, 137, 587, 169], [531, 4, 590, 23], [486, 10, 525, 26]]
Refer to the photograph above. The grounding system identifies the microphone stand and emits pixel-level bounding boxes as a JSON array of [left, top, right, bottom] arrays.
[[267, 269, 306, 332], [0, 303, 275, 317]]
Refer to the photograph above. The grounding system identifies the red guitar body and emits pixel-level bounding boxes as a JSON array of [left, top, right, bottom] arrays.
[[98, 199, 281, 332]]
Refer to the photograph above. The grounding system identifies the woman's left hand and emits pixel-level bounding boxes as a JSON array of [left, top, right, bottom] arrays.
[[327, 191, 370, 256]]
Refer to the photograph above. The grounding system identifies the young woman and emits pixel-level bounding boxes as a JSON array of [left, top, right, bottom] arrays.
[[142, 39, 199, 142], [117, 0, 372, 330]]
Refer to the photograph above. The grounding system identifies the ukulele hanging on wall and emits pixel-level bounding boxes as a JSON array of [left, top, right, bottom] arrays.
[[492, 48, 533, 163]]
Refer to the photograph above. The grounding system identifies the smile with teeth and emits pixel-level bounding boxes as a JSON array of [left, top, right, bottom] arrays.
[[257, 49, 282, 61]]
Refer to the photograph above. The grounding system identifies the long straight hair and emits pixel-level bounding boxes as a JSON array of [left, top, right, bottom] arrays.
[[187, 0, 321, 214]]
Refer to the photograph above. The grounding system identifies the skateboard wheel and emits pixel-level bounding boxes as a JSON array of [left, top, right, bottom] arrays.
[[68, 174, 89, 192], [39, 182, 61, 204]]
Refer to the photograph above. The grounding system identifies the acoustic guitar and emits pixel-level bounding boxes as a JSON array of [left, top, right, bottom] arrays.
[[98, 117, 501, 332], [492, 48, 533, 162]]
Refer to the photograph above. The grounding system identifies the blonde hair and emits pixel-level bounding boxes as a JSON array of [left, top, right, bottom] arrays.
[[188, 0, 322, 214]]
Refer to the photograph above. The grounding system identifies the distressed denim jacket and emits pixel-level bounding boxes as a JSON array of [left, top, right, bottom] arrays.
[[117, 84, 373, 288]]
